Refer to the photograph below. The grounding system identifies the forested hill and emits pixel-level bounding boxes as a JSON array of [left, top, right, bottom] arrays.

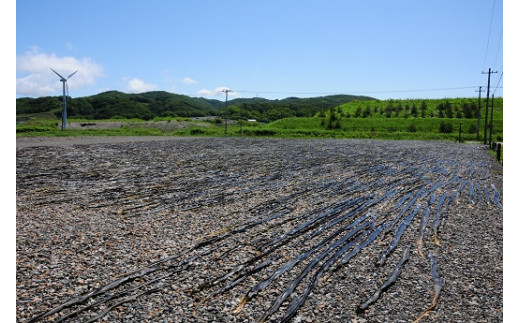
[[16, 91, 375, 123]]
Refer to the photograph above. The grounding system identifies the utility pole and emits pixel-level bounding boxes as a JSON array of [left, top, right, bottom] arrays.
[[489, 94, 495, 147], [475, 86, 484, 141], [482, 68, 498, 144], [222, 89, 232, 134]]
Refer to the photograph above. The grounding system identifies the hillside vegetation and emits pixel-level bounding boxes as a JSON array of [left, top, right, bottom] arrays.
[[16, 92, 503, 143], [261, 97, 503, 141], [333, 98, 502, 121], [16, 91, 373, 123]]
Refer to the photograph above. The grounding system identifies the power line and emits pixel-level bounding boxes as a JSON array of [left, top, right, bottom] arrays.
[[493, 71, 503, 96], [493, 28, 503, 68], [340, 86, 480, 94], [234, 86, 482, 96], [482, 0, 497, 71]]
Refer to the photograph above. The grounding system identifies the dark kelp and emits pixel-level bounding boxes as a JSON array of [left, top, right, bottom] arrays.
[[357, 244, 411, 313], [414, 251, 442, 323]]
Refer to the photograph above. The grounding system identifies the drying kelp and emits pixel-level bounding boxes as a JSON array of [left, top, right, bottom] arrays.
[[414, 251, 443, 323], [357, 244, 411, 313], [16, 138, 503, 322]]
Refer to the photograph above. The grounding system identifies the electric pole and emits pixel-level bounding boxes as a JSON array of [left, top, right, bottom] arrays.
[[475, 86, 484, 141], [222, 89, 232, 134], [482, 68, 498, 144], [489, 94, 495, 147]]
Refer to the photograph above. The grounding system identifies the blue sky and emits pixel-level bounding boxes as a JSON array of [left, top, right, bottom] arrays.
[[16, 0, 504, 101]]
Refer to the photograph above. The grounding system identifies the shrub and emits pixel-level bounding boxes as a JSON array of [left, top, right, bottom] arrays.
[[255, 129, 277, 136], [190, 128, 206, 135], [439, 122, 453, 133], [16, 125, 55, 133], [411, 105, 418, 117], [407, 124, 417, 132], [362, 106, 371, 118], [243, 129, 277, 136]]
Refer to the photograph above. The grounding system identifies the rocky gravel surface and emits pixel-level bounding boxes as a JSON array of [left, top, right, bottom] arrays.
[[65, 121, 213, 131], [16, 137, 503, 322]]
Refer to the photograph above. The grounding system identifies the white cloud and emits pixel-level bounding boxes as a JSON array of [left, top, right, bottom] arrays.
[[126, 78, 157, 93], [181, 77, 197, 85], [196, 89, 215, 96], [16, 49, 103, 97], [196, 87, 239, 98]]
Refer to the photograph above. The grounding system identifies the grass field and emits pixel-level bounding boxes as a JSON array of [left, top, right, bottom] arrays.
[[16, 116, 503, 142]]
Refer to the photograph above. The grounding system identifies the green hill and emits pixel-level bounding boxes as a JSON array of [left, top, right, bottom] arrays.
[[332, 98, 503, 121], [16, 91, 375, 123], [259, 97, 503, 141]]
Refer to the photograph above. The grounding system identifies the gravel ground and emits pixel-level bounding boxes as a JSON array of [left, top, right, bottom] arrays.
[[16, 137, 503, 322], [65, 121, 213, 131]]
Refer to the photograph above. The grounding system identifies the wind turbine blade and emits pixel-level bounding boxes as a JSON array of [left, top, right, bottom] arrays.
[[50, 68, 65, 80], [67, 70, 78, 79], [66, 82, 69, 98]]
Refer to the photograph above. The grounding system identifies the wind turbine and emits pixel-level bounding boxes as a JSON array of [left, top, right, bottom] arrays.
[[51, 68, 77, 130]]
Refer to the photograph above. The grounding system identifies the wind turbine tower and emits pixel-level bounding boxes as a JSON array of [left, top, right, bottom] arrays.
[[51, 68, 77, 130]]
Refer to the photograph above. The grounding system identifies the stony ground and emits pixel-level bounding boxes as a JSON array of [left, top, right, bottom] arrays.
[[16, 137, 503, 322], [65, 121, 213, 131]]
